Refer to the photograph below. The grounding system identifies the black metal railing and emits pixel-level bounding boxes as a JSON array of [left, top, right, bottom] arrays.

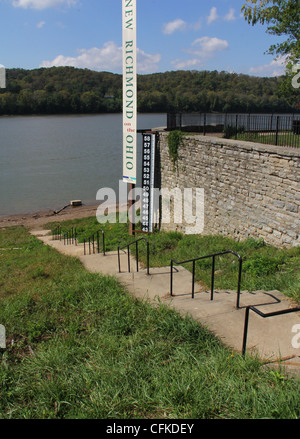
[[167, 113, 300, 148], [118, 238, 150, 275], [242, 304, 300, 356], [84, 229, 105, 256], [170, 250, 243, 308], [52, 225, 62, 240], [63, 227, 77, 246]]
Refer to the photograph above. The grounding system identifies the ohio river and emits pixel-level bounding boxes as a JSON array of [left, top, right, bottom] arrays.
[[0, 113, 166, 216]]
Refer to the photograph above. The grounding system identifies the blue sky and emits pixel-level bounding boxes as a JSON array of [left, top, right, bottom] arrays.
[[0, 0, 287, 76]]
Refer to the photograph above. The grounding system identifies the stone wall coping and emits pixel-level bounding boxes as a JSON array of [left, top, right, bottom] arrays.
[[159, 131, 300, 159]]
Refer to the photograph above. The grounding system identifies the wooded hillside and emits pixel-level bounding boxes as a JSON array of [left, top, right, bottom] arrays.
[[0, 66, 296, 115]]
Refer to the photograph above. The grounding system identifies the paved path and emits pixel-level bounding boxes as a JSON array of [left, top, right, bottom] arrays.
[[31, 230, 300, 375]]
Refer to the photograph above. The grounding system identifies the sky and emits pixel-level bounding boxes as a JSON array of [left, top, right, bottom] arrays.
[[0, 0, 288, 77]]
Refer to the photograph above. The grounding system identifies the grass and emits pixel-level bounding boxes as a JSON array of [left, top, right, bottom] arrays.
[[0, 224, 300, 419]]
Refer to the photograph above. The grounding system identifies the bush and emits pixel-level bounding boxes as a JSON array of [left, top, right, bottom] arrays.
[[167, 130, 184, 163], [223, 124, 245, 139]]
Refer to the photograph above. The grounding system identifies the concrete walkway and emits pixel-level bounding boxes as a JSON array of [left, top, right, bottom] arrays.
[[31, 230, 300, 375]]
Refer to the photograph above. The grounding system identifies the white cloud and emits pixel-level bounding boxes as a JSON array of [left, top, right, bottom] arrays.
[[40, 42, 122, 71], [40, 41, 161, 74], [12, 0, 77, 9], [224, 8, 236, 21], [172, 58, 204, 70], [162, 19, 187, 35], [137, 49, 161, 73], [207, 7, 218, 25], [172, 36, 229, 70], [37, 21, 45, 28], [249, 56, 287, 77], [163, 8, 235, 36], [207, 7, 238, 24], [191, 36, 229, 55]]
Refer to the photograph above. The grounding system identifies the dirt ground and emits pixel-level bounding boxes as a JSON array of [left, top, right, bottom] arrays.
[[0, 203, 101, 230]]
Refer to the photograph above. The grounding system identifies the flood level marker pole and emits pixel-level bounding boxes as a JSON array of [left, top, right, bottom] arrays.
[[122, 0, 137, 235]]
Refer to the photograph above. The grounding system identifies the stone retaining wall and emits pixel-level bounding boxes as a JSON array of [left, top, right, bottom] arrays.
[[157, 132, 300, 247]]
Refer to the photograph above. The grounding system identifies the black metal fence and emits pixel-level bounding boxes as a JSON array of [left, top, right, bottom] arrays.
[[167, 113, 300, 148]]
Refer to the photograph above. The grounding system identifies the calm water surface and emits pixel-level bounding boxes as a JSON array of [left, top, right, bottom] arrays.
[[0, 113, 166, 216]]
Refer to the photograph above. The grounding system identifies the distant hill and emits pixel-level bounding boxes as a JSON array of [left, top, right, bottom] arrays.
[[0, 66, 296, 115]]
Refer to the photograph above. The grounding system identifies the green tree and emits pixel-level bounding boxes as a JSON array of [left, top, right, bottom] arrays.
[[242, 0, 300, 62], [17, 89, 34, 113], [32, 90, 47, 113], [242, 0, 300, 107], [80, 91, 99, 113], [0, 92, 16, 114]]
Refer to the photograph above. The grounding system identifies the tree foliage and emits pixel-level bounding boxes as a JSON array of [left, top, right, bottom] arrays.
[[242, 0, 299, 61], [0, 66, 297, 116], [242, 0, 300, 107]]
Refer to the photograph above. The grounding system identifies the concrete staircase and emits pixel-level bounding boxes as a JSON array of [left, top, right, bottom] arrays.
[[31, 229, 300, 375]]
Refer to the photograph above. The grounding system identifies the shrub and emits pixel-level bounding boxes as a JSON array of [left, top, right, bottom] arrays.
[[223, 124, 245, 139], [167, 130, 184, 163]]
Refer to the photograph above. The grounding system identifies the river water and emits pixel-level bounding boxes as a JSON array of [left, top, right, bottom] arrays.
[[0, 113, 166, 216]]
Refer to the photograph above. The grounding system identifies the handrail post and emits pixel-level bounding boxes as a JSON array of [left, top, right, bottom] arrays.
[[147, 240, 149, 275], [127, 245, 130, 273], [192, 260, 195, 299], [102, 230, 105, 256], [97, 231, 100, 254], [136, 241, 139, 272], [242, 306, 251, 356], [118, 247, 121, 273], [236, 258, 243, 309], [211, 255, 215, 301], [170, 260, 173, 296]]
